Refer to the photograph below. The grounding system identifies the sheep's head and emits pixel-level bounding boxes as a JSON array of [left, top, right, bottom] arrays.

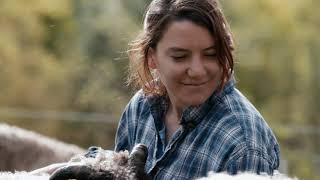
[[49, 144, 149, 180]]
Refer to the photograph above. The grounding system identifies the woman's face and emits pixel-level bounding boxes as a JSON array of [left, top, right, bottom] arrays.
[[148, 20, 223, 110]]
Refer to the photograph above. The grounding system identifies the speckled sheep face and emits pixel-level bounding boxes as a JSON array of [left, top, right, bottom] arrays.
[[49, 144, 149, 180]]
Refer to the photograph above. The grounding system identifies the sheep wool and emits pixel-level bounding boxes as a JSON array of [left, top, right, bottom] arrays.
[[0, 147, 144, 180], [47, 144, 149, 180], [0, 123, 84, 171], [67, 147, 136, 180], [0, 150, 134, 180], [197, 171, 298, 180], [0, 171, 299, 180], [0, 171, 50, 180]]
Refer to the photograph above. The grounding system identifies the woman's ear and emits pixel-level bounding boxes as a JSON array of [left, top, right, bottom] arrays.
[[147, 48, 157, 69]]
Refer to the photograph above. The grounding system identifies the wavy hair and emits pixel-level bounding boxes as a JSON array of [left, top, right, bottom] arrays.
[[127, 0, 234, 95]]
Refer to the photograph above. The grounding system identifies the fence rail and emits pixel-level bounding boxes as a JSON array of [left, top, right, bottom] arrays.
[[1, 107, 319, 134], [0, 107, 117, 124]]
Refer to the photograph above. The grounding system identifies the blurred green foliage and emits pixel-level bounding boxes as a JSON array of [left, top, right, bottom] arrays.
[[0, 0, 319, 179]]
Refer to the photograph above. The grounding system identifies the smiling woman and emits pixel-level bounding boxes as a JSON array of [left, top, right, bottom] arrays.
[[147, 20, 223, 111], [31, 0, 281, 179], [115, 0, 280, 179]]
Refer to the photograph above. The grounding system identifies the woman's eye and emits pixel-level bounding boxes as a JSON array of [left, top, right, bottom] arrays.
[[171, 55, 186, 61], [205, 53, 217, 57]]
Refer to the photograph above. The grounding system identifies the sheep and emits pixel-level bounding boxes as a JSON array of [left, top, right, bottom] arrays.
[[51, 148, 297, 180], [0, 144, 150, 180], [0, 123, 85, 171], [0, 123, 297, 180], [196, 171, 298, 180]]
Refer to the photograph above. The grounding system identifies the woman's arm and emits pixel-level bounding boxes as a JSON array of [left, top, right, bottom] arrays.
[[224, 144, 280, 175]]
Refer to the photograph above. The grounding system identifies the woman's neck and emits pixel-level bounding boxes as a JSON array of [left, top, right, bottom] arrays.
[[167, 96, 187, 119], [167, 103, 181, 122], [164, 104, 182, 143]]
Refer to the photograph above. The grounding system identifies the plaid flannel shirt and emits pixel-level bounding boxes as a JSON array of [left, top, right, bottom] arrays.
[[114, 77, 280, 180]]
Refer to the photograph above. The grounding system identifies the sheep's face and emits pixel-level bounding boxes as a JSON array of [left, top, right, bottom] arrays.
[[49, 144, 148, 180]]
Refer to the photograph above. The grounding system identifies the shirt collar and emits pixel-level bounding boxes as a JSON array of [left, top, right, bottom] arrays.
[[181, 76, 236, 127]]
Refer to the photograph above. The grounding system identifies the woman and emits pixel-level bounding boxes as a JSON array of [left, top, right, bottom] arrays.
[[114, 0, 280, 179]]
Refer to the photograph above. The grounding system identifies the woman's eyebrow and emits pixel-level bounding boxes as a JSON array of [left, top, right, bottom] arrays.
[[203, 45, 216, 51], [166, 47, 190, 53], [166, 45, 216, 54]]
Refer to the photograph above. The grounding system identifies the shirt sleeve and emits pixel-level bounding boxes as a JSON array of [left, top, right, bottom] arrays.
[[114, 90, 144, 152], [114, 105, 131, 152], [224, 144, 280, 175]]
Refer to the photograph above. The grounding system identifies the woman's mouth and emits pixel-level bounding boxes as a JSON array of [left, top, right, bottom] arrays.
[[182, 81, 208, 86]]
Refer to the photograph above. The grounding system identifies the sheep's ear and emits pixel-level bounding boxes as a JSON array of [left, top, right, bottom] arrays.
[[129, 144, 148, 166], [129, 144, 148, 178], [49, 165, 114, 180]]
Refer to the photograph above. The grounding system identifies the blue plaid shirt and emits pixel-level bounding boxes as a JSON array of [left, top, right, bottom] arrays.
[[114, 77, 280, 180]]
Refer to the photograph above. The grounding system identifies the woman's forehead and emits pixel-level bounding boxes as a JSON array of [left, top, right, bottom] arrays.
[[157, 20, 216, 51]]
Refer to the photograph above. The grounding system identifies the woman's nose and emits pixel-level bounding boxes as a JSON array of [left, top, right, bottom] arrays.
[[187, 57, 206, 78]]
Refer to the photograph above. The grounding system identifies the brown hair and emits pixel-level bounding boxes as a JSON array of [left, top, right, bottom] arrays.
[[127, 0, 234, 95]]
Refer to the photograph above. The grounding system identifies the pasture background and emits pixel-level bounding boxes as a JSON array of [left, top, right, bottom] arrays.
[[0, 0, 319, 179]]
